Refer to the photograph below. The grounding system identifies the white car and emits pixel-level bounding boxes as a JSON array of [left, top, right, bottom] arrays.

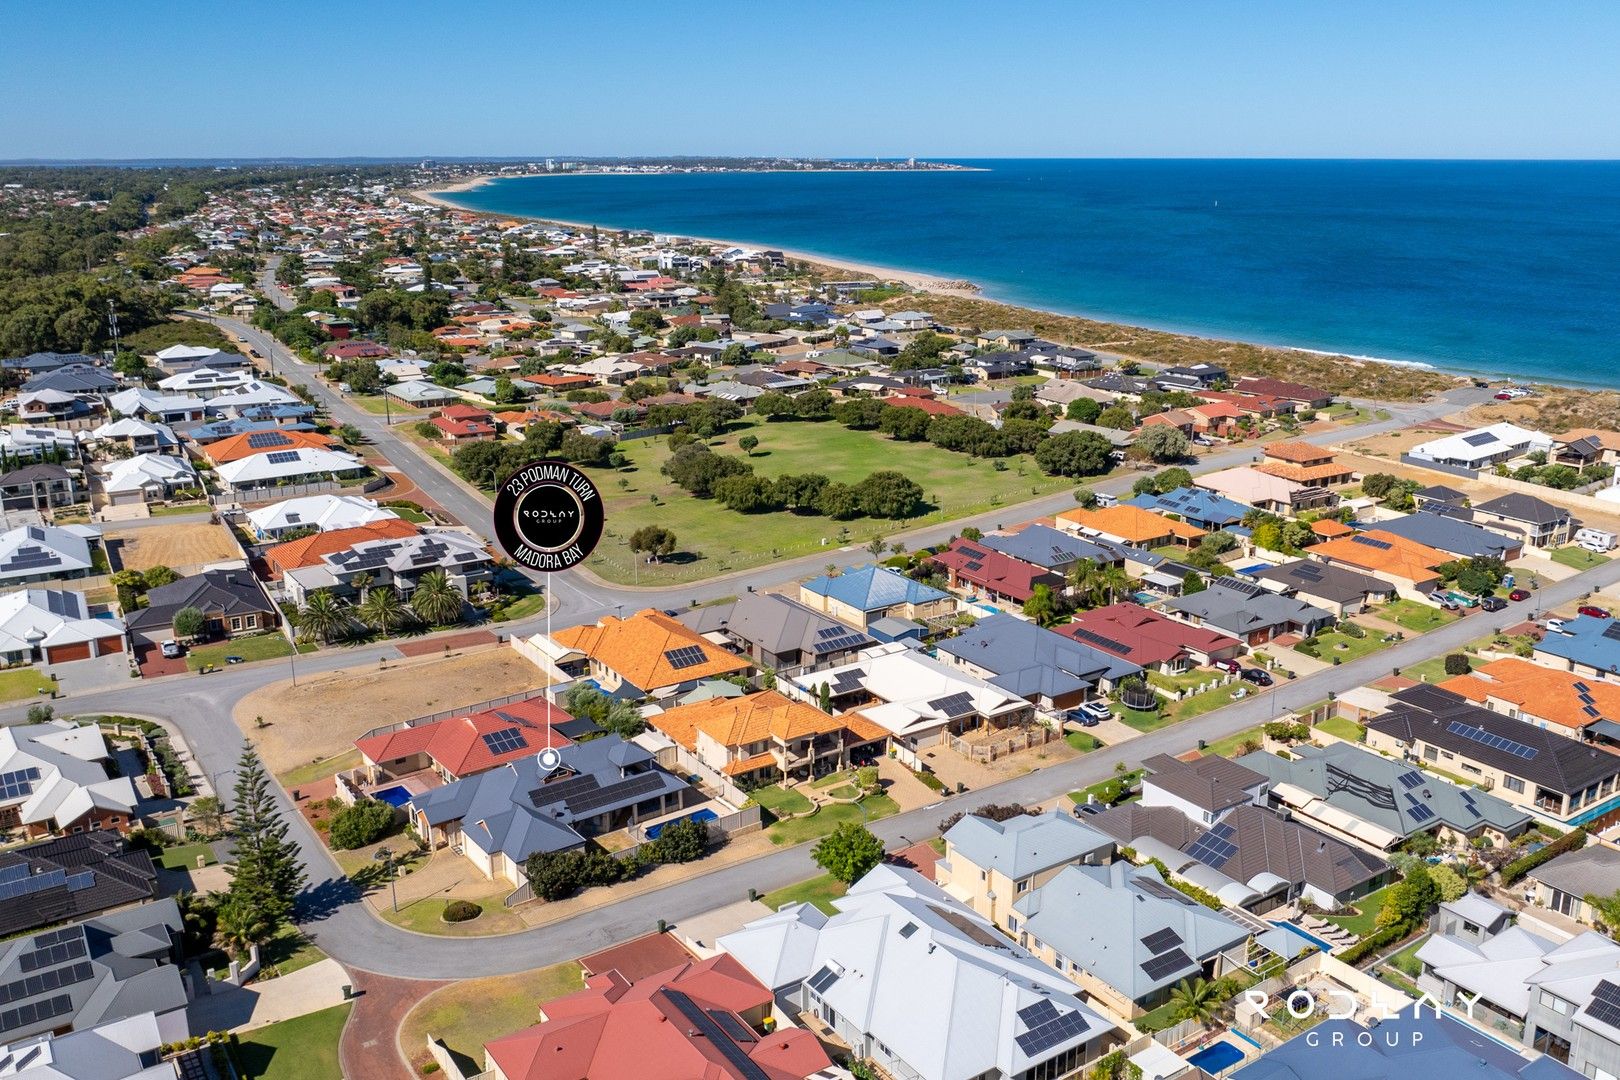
[[1074, 700, 1113, 725], [160, 640, 183, 659], [1543, 618, 1566, 634]]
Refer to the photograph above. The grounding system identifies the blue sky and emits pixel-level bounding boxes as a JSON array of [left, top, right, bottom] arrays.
[[4, 1, 1618, 160]]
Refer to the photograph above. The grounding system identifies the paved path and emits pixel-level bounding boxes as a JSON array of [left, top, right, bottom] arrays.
[[339, 970, 447, 1080], [187, 957, 352, 1033]]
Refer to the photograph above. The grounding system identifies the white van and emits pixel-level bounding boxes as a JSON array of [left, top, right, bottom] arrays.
[[1575, 528, 1616, 553]]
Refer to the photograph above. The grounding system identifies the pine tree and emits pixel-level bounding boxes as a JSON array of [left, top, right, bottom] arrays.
[[223, 743, 306, 939]]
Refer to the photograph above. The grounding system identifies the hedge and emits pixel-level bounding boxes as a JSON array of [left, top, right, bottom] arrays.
[[1501, 828, 1587, 884], [1337, 923, 1405, 965]]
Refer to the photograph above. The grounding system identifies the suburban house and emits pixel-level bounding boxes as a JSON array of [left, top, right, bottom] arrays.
[[648, 689, 888, 788], [0, 589, 126, 668], [797, 565, 956, 633], [482, 953, 834, 1080], [99, 454, 199, 505], [406, 735, 696, 888], [1414, 892, 1620, 1075], [1308, 529, 1451, 600], [262, 518, 421, 577], [201, 427, 338, 466], [718, 864, 1118, 1080], [933, 613, 1142, 711], [0, 900, 188, 1045], [154, 367, 254, 398], [1556, 428, 1620, 468], [810, 643, 1032, 765], [1124, 486, 1251, 530], [1363, 685, 1620, 828], [0, 524, 101, 587], [1408, 423, 1554, 470], [107, 387, 208, 425], [91, 418, 180, 456], [676, 591, 874, 675], [1058, 603, 1243, 673], [0, 463, 83, 512], [1534, 615, 1620, 682], [1436, 657, 1620, 744], [1010, 861, 1251, 1017], [355, 698, 590, 787], [280, 530, 493, 605], [215, 446, 367, 495], [1253, 441, 1357, 487], [929, 537, 1067, 605], [0, 831, 159, 938], [1470, 493, 1575, 549], [1162, 577, 1334, 645], [0, 721, 139, 839], [385, 381, 460, 407], [123, 568, 279, 646], [1369, 510, 1523, 562], [430, 403, 498, 443], [1194, 466, 1338, 514], [1056, 505, 1206, 549], [546, 609, 753, 699], [935, 810, 1115, 930], [1246, 559, 1396, 617], [1232, 377, 1334, 409], [1526, 844, 1620, 926], [244, 493, 403, 540], [979, 523, 1124, 577], [1244, 735, 1534, 850]]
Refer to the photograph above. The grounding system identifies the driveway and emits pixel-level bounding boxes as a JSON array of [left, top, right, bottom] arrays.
[[134, 643, 187, 679]]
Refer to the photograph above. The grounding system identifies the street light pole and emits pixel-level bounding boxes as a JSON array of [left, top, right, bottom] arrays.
[[374, 846, 398, 912]]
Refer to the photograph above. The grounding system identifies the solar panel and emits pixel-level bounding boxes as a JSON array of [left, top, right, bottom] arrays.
[[1583, 705, 1601, 718], [564, 772, 666, 816], [1396, 770, 1425, 790], [1446, 720, 1537, 759], [1015, 1007, 1091, 1059], [1350, 535, 1392, 550], [0, 962, 92, 1006], [1141, 928, 1184, 954], [663, 645, 708, 670], [1404, 794, 1436, 823], [815, 625, 848, 640], [829, 669, 865, 694], [0, 864, 28, 885], [1186, 831, 1238, 869], [19, 937, 86, 973], [807, 965, 841, 994], [1140, 948, 1195, 981], [480, 728, 528, 755], [1462, 432, 1498, 447], [928, 692, 975, 716], [813, 632, 869, 653], [264, 450, 302, 464], [662, 989, 771, 1080], [1574, 682, 1591, 693], [1019, 999, 1061, 1027], [1066, 626, 1130, 655], [1588, 981, 1620, 1030], [246, 431, 289, 448], [0, 994, 73, 1035], [0, 870, 66, 901]]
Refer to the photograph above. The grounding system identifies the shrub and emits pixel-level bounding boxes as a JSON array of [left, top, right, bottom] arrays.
[[1339, 621, 1366, 639], [649, 817, 711, 864], [327, 799, 395, 850], [441, 900, 481, 923], [1443, 653, 1472, 676], [1502, 828, 1587, 884], [1338, 924, 1404, 965]]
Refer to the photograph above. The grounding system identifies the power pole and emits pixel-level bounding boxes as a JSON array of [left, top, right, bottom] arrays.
[[106, 300, 121, 361]]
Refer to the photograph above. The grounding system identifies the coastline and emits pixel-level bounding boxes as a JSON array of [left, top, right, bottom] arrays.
[[405, 179, 1619, 407]]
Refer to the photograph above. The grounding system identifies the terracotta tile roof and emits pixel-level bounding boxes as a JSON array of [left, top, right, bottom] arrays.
[[263, 518, 421, 575], [441, 403, 493, 422], [1558, 428, 1620, 451], [552, 610, 750, 691], [1311, 518, 1354, 538], [1253, 461, 1353, 484], [1262, 441, 1336, 466], [1438, 657, 1620, 731], [929, 538, 1063, 601], [722, 751, 778, 777], [651, 690, 840, 752], [354, 698, 575, 780], [1061, 602, 1239, 666], [521, 373, 596, 389], [1310, 529, 1449, 582], [843, 712, 891, 743], [205, 428, 337, 464], [1056, 505, 1207, 544]]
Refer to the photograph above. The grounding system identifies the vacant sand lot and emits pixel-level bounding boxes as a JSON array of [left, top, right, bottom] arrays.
[[234, 647, 544, 776], [106, 522, 241, 572]]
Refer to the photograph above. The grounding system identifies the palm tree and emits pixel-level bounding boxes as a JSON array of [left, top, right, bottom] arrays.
[[1168, 977, 1223, 1027], [358, 586, 411, 634], [213, 896, 270, 961], [1068, 559, 1133, 608], [296, 589, 352, 644], [410, 571, 464, 626]]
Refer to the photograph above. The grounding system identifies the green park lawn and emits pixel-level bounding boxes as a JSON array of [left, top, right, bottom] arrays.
[[1381, 599, 1460, 633], [0, 667, 56, 704], [1298, 628, 1390, 665], [186, 633, 294, 671], [768, 794, 898, 845], [585, 416, 1105, 584], [761, 873, 848, 915], [1550, 545, 1610, 571], [234, 1003, 351, 1080]]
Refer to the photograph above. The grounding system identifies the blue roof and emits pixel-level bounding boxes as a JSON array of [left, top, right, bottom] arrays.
[[1234, 1010, 1578, 1080], [1124, 486, 1249, 527], [934, 613, 1141, 698], [1535, 615, 1620, 676], [980, 524, 1116, 570], [800, 565, 949, 613], [190, 418, 316, 442]]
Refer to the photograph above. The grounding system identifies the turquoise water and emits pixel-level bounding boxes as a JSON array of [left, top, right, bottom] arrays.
[[439, 160, 1620, 388], [1187, 1041, 1245, 1073]]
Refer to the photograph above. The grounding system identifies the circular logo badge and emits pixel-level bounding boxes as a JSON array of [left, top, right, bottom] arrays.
[[493, 459, 605, 572]]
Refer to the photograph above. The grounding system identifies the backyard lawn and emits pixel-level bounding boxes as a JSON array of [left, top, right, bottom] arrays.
[[1380, 599, 1459, 633], [1315, 715, 1366, 742], [157, 842, 216, 870], [1402, 653, 1472, 684], [761, 872, 848, 915], [186, 633, 294, 670], [0, 667, 56, 704], [1550, 545, 1610, 571], [234, 1003, 351, 1080], [1298, 628, 1390, 665], [1324, 883, 1395, 938], [400, 962, 584, 1076], [768, 794, 898, 845], [1115, 703, 1176, 732], [751, 784, 814, 817]]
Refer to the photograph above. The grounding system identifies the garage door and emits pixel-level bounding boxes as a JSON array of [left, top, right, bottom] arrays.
[[96, 636, 124, 654], [46, 641, 90, 663]]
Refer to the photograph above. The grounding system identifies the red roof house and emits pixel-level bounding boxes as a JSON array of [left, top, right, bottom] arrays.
[[355, 699, 581, 784], [322, 339, 390, 360], [483, 954, 833, 1080], [929, 537, 1064, 604], [1059, 602, 1242, 672]]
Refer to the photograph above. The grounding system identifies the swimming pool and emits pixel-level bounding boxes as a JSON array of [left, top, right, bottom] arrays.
[[1186, 1041, 1245, 1074], [373, 785, 413, 808], [1270, 919, 1337, 954], [645, 808, 717, 839]]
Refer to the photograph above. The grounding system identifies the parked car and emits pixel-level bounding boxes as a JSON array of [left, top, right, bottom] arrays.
[[1480, 596, 1507, 612], [1509, 588, 1531, 601], [1072, 802, 1104, 818], [1240, 668, 1274, 687], [1214, 658, 1243, 675], [1578, 605, 1612, 619], [1543, 618, 1567, 633], [159, 640, 183, 659], [1073, 700, 1113, 726]]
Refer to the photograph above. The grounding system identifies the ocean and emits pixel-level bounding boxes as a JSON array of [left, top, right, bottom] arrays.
[[438, 160, 1620, 389]]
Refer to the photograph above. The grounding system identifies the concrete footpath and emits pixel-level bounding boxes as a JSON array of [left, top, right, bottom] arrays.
[[187, 957, 352, 1034]]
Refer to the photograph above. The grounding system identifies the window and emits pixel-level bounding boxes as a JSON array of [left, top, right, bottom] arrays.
[[230, 617, 242, 631], [1423, 746, 1439, 762], [1008, 917, 1020, 934], [1539, 991, 1572, 1016], [1017, 878, 1031, 894], [1503, 776, 1525, 794]]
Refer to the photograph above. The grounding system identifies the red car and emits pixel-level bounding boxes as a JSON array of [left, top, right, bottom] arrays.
[[1509, 589, 1531, 601], [1578, 605, 1612, 619]]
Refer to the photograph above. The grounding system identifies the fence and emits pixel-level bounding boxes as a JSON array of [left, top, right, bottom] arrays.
[[944, 724, 1055, 763], [356, 686, 555, 743], [1397, 454, 1477, 480]]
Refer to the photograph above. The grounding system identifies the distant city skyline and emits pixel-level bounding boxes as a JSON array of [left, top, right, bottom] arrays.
[[5, 0, 1619, 160]]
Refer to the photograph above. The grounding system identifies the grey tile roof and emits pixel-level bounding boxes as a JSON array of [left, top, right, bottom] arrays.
[[0, 833, 158, 938], [679, 592, 872, 660], [1367, 511, 1518, 559], [1527, 844, 1620, 896], [1140, 753, 1266, 813], [935, 613, 1141, 699], [1475, 492, 1569, 526], [1162, 579, 1333, 637], [125, 568, 275, 630], [980, 524, 1118, 571], [943, 811, 1114, 881], [1248, 559, 1394, 604]]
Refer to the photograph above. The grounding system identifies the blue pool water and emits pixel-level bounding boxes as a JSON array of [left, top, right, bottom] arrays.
[[645, 808, 717, 839], [373, 785, 413, 808], [1187, 1041, 1245, 1074], [1270, 919, 1337, 953]]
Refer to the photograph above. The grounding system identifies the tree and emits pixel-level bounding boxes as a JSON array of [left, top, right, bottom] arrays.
[[1428, 863, 1468, 902], [222, 744, 306, 940], [1066, 397, 1102, 424], [213, 893, 272, 962], [1376, 864, 1441, 931], [714, 473, 785, 513], [1584, 890, 1620, 931], [735, 434, 761, 457], [629, 525, 677, 562], [1361, 473, 1399, 499], [1068, 559, 1132, 609], [172, 606, 206, 641], [1035, 431, 1114, 477], [1095, 405, 1136, 430], [1182, 570, 1206, 595], [143, 565, 179, 589], [410, 571, 465, 625], [1444, 653, 1472, 676], [855, 471, 924, 519], [649, 817, 710, 864], [815, 481, 861, 520], [1168, 977, 1223, 1026], [328, 798, 396, 849], [358, 586, 411, 633], [1134, 424, 1189, 463], [189, 794, 225, 838], [24, 703, 53, 724], [1251, 521, 1284, 553], [812, 822, 885, 885], [295, 589, 352, 644], [1023, 584, 1059, 626]]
